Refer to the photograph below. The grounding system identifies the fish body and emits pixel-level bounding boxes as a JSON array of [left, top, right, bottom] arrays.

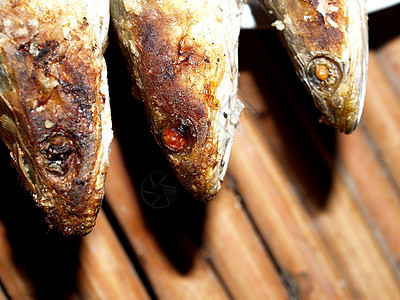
[[111, 0, 245, 201], [0, 0, 112, 235], [261, 0, 368, 133]]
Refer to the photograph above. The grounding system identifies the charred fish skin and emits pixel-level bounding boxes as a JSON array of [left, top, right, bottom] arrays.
[[0, 0, 113, 235], [111, 0, 245, 201], [261, 0, 368, 133]]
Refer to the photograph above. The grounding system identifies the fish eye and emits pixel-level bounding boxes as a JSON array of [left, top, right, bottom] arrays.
[[42, 133, 74, 175], [47, 135, 71, 160], [307, 56, 342, 94], [159, 118, 196, 153]]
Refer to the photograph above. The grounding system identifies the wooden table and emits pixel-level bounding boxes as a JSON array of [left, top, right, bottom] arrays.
[[1, 6, 400, 300]]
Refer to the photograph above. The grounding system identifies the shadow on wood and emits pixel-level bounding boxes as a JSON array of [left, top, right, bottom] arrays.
[[238, 29, 336, 210], [105, 34, 206, 275]]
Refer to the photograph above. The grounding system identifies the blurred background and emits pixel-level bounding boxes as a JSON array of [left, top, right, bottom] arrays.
[[1, 4, 400, 300]]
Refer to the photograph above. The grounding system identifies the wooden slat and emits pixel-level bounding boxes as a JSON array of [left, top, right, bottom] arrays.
[[238, 76, 400, 299], [105, 140, 230, 300], [362, 52, 400, 189], [0, 207, 149, 300], [232, 114, 400, 300], [376, 36, 400, 98], [77, 211, 150, 300], [337, 128, 400, 272], [0, 222, 36, 300], [203, 185, 289, 300], [229, 116, 352, 299], [305, 160, 400, 299], [0, 289, 7, 300]]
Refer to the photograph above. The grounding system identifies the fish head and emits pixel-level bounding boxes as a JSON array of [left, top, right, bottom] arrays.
[[118, 5, 243, 201], [0, 5, 112, 235], [0, 73, 109, 236], [0, 69, 109, 236], [266, 0, 368, 133], [140, 44, 229, 202], [8, 128, 107, 236], [147, 93, 242, 202]]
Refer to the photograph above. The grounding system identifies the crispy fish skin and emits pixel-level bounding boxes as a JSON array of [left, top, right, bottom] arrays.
[[0, 0, 113, 235], [111, 0, 245, 201], [262, 0, 368, 133]]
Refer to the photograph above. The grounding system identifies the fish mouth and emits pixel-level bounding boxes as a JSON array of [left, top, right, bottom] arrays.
[[174, 165, 221, 202], [34, 173, 105, 236], [39, 182, 104, 236], [315, 94, 363, 134], [173, 163, 222, 202], [312, 85, 364, 134]]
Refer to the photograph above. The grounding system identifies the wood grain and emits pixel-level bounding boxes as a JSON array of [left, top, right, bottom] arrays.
[[229, 115, 352, 299], [362, 53, 400, 190], [0, 289, 7, 300], [337, 128, 400, 276], [376, 36, 400, 98], [203, 186, 288, 300], [77, 212, 150, 300]]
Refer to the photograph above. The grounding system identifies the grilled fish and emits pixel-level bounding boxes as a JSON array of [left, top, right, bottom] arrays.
[[0, 0, 113, 235], [260, 0, 368, 133], [110, 0, 245, 201]]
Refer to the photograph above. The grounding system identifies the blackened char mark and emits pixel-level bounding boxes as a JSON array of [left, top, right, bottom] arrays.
[[133, 11, 210, 143]]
